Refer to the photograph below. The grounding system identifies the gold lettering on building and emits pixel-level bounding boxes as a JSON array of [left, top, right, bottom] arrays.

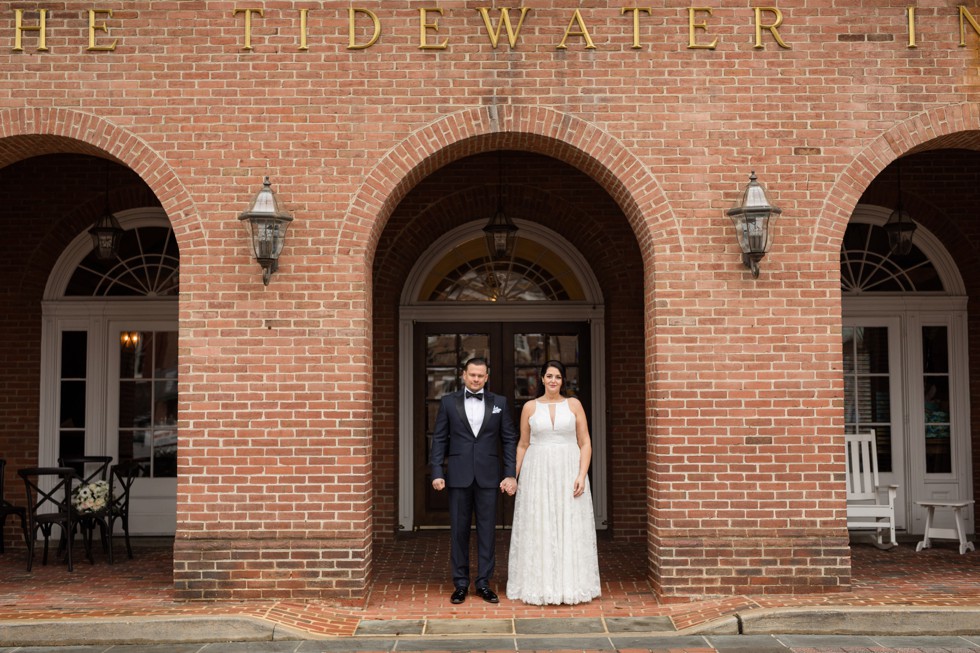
[[298, 9, 309, 51], [688, 7, 718, 50], [959, 6, 980, 46], [13, 9, 48, 52], [418, 7, 448, 50], [12, 5, 980, 56], [348, 8, 381, 50], [87, 9, 116, 51], [907, 6, 917, 48], [622, 7, 652, 49], [753, 7, 790, 49], [556, 9, 596, 49], [234, 8, 264, 51], [478, 7, 531, 49]]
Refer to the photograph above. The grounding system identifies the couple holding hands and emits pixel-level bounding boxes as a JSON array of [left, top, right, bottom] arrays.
[[428, 357, 601, 606]]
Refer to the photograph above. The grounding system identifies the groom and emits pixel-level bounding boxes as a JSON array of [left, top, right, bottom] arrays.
[[429, 357, 518, 604]]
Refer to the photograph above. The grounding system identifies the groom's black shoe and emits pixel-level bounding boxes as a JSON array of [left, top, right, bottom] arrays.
[[450, 587, 467, 604], [475, 586, 499, 603]]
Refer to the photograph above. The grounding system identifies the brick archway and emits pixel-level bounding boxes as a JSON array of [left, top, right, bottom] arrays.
[[355, 107, 669, 592], [341, 104, 677, 263], [0, 107, 199, 253], [816, 102, 980, 255], [0, 108, 197, 582]]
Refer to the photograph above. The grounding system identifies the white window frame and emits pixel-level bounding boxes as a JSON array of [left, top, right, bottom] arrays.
[[397, 220, 608, 530], [39, 208, 178, 535]]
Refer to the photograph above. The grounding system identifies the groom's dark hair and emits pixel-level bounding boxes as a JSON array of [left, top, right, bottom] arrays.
[[463, 357, 489, 372]]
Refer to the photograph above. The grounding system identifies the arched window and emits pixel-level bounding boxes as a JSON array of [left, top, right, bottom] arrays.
[[65, 226, 179, 297], [421, 236, 584, 302], [841, 222, 943, 293]]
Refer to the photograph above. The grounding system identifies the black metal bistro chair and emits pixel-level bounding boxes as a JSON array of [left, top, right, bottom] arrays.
[[0, 459, 29, 554], [58, 455, 113, 564], [18, 467, 79, 572], [107, 460, 146, 560]]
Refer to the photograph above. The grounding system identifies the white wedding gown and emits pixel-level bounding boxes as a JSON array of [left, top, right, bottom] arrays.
[[506, 399, 601, 605]]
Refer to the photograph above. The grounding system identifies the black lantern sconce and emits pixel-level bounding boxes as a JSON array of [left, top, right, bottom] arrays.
[[483, 152, 518, 260], [883, 158, 917, 256], [726, 171, 782, 279], [89, 162, 124, 261], [238, 177, 294, 286]]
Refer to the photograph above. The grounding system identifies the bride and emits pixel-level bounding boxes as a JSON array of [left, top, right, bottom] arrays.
[[506, 359, 601, 605]]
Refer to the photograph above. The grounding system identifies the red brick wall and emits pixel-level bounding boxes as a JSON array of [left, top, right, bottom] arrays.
[[4, 2, 980, 599]]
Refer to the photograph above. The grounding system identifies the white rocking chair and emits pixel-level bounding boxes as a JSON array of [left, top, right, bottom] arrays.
[[846, 430, 898, 549]]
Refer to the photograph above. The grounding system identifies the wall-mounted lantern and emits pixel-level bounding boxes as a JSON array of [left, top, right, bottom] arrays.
[[238, 177, 293, 286], [726, 171, 782, 279]]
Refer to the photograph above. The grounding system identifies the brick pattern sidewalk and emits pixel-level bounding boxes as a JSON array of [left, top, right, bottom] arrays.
[[1, 532, 979, 638]]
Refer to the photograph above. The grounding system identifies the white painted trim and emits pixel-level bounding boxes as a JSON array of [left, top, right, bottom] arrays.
[[400, 304, 603, 322], [589, 318, 607, 526], [843, 296, 968, 314], [397, 317, 416, 531], [39, 300, 177, 463]]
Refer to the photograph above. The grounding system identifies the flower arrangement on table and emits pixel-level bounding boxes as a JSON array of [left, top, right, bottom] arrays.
[[71, 480, 110, 513]]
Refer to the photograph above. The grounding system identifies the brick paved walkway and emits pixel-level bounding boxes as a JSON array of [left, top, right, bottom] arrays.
[[1, 532, 978, 638]]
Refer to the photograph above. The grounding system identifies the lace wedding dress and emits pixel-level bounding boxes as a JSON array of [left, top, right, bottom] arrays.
[[506, 399, 601, 605]]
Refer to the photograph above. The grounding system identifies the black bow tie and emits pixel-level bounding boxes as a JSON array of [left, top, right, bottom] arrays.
[[465, 390, 484, 401]]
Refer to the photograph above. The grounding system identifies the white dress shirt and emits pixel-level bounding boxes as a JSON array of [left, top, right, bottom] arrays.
[[464, 390, 485, 436]]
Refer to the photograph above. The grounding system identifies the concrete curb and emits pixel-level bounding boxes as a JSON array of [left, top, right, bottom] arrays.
[[3, 607, 980, 646], [676, 616, 740, 635], [0, 615, 276, 647], [738, 606, 980, 636]]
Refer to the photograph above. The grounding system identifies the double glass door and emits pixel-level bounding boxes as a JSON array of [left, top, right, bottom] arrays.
[[414, 322, 590, 528], [48, 316, 177, 536], [843, 313, 970, 534]]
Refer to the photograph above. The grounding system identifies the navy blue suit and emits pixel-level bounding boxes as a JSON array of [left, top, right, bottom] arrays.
[[429, 389, 517, 590]]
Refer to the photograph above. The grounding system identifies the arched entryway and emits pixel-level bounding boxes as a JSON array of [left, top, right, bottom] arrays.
[[371, 149, 647, 548], [0, 149, 180, 549], [845, 146, 980, 539]]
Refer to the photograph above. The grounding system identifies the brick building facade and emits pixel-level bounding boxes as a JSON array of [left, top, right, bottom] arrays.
[[2, 2, 979, 602]]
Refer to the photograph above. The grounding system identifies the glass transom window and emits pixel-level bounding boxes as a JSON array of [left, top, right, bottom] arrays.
[[841, 222, 943, 293], [66, 226, 179, 297], [420, 237, 585, 302]]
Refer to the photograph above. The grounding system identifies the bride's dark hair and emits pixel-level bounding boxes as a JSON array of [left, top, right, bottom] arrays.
[[536, 359, 567, 397]]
